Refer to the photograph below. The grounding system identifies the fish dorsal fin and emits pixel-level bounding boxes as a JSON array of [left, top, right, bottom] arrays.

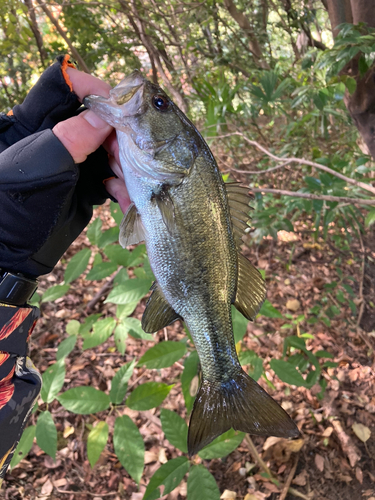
[[225, 183, 253, 243], [142, 281, 181, 333], [234, 253, 266, 320], [119, 203, 146, 248]]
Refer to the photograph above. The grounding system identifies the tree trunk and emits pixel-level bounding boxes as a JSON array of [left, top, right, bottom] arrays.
[[325, 0, 375, 159], [24, 0, 48, 68], [35, 0, 90, 73], [222, 0, 269, 69]]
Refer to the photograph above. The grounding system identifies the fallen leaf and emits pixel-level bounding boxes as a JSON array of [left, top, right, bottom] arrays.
[[352, 422, 371, 443], [286, 299, 300, 311], [144, 451, 158, 464], [63, 426, 75, 438], [158, 448, 168, 464], [292, 470, 307, 486], [221, 490, 237, 499], [315, 454, 324, 472], [322, 427, 333, 437], [244, 495, 258, 500], [40, 479, 53, 496], [355, 467, 363, 484]]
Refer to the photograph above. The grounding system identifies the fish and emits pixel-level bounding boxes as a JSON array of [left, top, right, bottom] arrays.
[[83, 71, 300, 455]]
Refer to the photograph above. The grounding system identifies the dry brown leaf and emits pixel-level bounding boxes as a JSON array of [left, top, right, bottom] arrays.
[[263, 482, 279, 493], [315, 454, 324, 472], [286, 299, 300, 311], [263, 436, 282, 450], [322, 427, 333, 437], [332, 420, 361, 467], [355, 467, 363, 484], [144, 451, 158, 464], [352, 422, 371, 443], [63, 426, 75, 438], [158, 448, 168, 464], [293, 470, 307, 486], [220, 490, 237, 499], [244, 495, 259, 500], [40, 479, 53, 496]]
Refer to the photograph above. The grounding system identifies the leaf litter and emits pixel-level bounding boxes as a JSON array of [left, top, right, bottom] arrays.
[[2, 202, 375, 500]]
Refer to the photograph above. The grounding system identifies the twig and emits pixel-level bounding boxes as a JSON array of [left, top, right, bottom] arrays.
[[207, 132, 375, 196], [245, 434, 274, 478], [279, 453, 300, 500], [86, 268, 123, 311], [250, 187, 375, 206], [55, 488, 117, 496], [354, 221, 366, 328], [222, 160, 293, 175]]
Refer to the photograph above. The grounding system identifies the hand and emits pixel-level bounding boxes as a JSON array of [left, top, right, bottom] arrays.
[[0, 56, 129, 279]]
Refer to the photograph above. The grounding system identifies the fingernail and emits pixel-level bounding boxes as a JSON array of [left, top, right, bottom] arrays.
[[82, 109, 110, 129]]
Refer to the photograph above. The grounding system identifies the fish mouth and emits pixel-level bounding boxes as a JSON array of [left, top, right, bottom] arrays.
[[83, 70, 145, 128]]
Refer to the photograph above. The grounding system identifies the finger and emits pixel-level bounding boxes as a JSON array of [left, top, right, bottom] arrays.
[[103, 130, 120, 165], [109, 156, 124, 181], [105, 177, 131, 214], [66, 67, 111, 102], [53, 110, 113, 164]]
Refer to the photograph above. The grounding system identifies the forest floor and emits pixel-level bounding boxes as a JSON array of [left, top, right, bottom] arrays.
[[2, 203, 375, 500]]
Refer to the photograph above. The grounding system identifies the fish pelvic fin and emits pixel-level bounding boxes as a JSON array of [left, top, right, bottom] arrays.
[[142, 281, 181, 333], [187, 369, 300, 456]]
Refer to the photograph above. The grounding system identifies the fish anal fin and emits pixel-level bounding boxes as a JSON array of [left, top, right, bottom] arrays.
[[234, 253, 266, 321], [188, 369, 300, 456], [142, 281, 181, 333], [119, 203, 145, 248]]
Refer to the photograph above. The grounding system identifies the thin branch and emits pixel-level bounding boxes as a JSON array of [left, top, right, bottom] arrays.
[[222, 160, 293, 175], [250, 187, 375, 206], [279, 453, 300, 500], [207, 132, 375, 196]]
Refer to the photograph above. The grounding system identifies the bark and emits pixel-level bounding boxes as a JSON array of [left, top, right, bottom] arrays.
[[119, 0, 188, 112], [222, 0, 269, 69], [35, 0, 90, 73], [325, 0, 375, 159], [24, 0, 48, 68]]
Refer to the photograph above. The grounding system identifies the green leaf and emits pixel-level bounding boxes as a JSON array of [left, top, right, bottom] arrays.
[[58, 387, 110, 414], [104, 245, 131, 266], [41, 359, 66, 403], [79, 314, 102, 337], [66, 320, 80, 335], [110, 200, 123, 225], [365, 209, 375, 228], [127, 244, 147, 267], [198, 429, 245, 459], [138, 341, 187, 369], [87, 421, 109, 467], [270, 359, 307, 387], [41, 284, 70, 303], [239, 350, 263, 381], [143, 456, 190, 500], [232, 306, 249, 343], [187, 465, 220, 500], [82, 317, 116, 350], [36, 411, 57, 459], [10, 425, 35, 469], [87, 217, 102, 245], [259, 299, 283, 318], [97, 227, 119, 248], [110, 360, 136, 404], [86, 261, 118, 281], [160, 409, 188, 453], [116, 302, 138, 320], [64, 248, 91, 284], [126, 382, 173, 411], [105, 278, 152, 304], [181, 351, 199, 413], [114, 323, 129, 355], [56, 335, 77, 361], [113, 415, 144, 484]]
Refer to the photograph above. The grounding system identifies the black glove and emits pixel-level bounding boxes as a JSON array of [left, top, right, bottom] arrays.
[[0, 56, 114, 278]]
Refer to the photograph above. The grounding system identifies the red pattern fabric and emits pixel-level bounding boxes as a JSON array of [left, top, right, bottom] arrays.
[[0, 367, 15, 411], [0, 309, 31, 342]]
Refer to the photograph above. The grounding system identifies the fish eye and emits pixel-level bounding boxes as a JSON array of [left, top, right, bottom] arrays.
[[152, 95, 169, 111]]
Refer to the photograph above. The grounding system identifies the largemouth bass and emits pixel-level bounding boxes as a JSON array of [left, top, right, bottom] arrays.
[[84, 72, 299, 455]]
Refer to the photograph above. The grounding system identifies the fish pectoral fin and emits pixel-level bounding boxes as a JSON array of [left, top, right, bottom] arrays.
[[142, 281, 181, 333], [154, 190, 176, 234], [119, 203, 145, 248], [188, 370, 300, 456], [234, 253, 266, 321]]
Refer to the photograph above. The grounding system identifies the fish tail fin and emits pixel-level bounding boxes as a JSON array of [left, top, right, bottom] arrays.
[[188, 368, 300, 456]]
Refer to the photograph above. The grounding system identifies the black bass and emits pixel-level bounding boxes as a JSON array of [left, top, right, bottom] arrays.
[[84, 72, 299, 455]]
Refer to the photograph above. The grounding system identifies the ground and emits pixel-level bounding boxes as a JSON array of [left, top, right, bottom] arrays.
[[2, 203, 375, 500]]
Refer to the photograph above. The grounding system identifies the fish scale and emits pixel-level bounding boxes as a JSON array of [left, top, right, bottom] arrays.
[[84, 71, 300, 455]]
